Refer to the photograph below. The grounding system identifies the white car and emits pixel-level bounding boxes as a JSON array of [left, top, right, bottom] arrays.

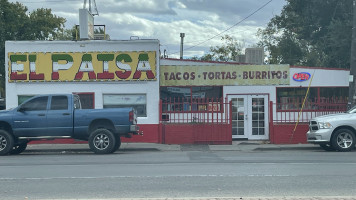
[[307, 107, 356, 151]]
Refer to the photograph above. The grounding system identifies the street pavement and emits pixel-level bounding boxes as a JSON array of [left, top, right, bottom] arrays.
[[41, 197, 356, 200], [12, 142, 356, 200], [25, 141, 322, 153]]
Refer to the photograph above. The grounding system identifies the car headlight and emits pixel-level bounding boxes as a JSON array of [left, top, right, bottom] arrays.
[[318, 122, 333, 129]]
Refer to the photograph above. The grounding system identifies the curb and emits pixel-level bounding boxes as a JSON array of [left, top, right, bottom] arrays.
[[254, 147, 321, 151], [24, 143, 321, 153]]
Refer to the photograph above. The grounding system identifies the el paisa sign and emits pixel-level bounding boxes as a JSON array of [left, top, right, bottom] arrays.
[[160, 64, 290, 86], [7, 51, 157, 82]]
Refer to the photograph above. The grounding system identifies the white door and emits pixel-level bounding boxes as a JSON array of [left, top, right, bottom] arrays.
[[231, 96, 248, 139], [229, 95, 269, 140]]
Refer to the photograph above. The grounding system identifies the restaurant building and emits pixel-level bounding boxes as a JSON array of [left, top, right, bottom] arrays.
[[5, 40, 350, 144]]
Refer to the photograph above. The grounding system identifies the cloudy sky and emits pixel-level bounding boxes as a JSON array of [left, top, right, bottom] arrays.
[[10, 0, 286, 59]]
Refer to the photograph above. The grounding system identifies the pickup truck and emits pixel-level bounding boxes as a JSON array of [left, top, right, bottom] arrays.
[[307, 107, 356, 152], [0, 94, 140, 155]]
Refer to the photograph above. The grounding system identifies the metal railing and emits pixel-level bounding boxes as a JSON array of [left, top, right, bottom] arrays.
[[277, 97, 347, 111], [160, 97, 231, 124], [273, 100, 347, 123]]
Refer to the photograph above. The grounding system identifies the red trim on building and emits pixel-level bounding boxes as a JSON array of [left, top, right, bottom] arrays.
[[270, 124, 309, 144], [290, 65, 349, 71], [122, 124, 160, 143], [162, 124, 231, 145]]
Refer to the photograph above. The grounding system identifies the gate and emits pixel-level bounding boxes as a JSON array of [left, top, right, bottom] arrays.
[[159, 98, 232, 144]]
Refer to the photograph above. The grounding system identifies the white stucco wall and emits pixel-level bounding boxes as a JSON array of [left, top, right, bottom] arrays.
[[288, 67, 349, 87], [5, 40, 160, 124], [223, 86, 276, 102]]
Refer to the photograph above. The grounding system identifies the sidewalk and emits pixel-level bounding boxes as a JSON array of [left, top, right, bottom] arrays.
[[25, 141, 321, 153]]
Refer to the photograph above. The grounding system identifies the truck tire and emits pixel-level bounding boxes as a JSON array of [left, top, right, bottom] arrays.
[[111, 135, 121, 153], [331, 129, 355, 152], [10, 142, 28, 155], [0, 130, 15, 156], [89, 128, 116, 154]]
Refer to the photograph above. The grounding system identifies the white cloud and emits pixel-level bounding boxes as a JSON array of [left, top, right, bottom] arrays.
[[8, 0, 286, 59], [175, 2, 187, 9]]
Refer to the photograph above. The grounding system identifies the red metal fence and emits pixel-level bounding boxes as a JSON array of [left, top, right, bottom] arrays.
[[159, 98, 232, 144], [160, 97, 231, 124], [159, 97, 348, 144], [270, 100, 348, 144], [274, 98, 348, 123]]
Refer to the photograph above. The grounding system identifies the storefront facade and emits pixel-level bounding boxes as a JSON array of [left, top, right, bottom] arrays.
[[160, 59, 350, 143], [4, 40, 350, 144]]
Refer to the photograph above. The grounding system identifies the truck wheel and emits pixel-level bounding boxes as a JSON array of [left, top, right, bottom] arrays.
[[0, 130, 15, 156], [89, 129, 116, 154], [111, 135, 121, 153], [319, 144, 335, 151], [331, 129, 355, 152], [10, 142, 28, 155]]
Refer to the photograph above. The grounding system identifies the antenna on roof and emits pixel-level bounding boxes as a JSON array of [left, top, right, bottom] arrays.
[[83, 0, 99, 16]]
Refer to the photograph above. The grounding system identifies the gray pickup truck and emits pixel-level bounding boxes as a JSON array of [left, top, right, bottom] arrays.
[[307, 107, 356, 151], [0, 94, 140, 155]]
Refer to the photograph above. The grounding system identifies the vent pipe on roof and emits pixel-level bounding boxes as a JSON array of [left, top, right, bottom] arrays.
[[180, 33, 185, 59]]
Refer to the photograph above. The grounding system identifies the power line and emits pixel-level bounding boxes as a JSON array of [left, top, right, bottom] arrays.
[[168, 0, 273, 56], [164, 24, 269, 47], [14, 0, 79, 3]]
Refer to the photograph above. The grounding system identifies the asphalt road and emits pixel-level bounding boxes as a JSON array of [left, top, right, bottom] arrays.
[[1, 148, 356, 199]]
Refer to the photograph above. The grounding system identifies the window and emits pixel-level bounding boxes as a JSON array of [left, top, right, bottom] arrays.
[[73, 93, 94, 109], [74, 95, 82, 109], [160, 86, 223, 112], [50, 96, 68, 110], [103, 94, 146, 117], [320, 87, 348, 103], [18, 95, 34, 105], [277, 87, 348, 111], [20, 96, 48, 111]]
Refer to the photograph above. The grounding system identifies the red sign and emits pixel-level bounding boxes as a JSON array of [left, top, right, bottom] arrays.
[[293, 72, 310, 82]]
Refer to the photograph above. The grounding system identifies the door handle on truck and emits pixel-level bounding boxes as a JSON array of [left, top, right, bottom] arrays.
[[62, 113, 70, 115]]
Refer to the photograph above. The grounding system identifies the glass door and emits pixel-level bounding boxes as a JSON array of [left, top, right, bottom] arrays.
[[248, 95, 269, 140], [229, 95, 269, 140], [231, 96, 248, 139]]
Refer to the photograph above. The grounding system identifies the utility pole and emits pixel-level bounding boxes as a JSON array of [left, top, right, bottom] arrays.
[[349, 0, 356, 109], [180, 33, 185, 59]]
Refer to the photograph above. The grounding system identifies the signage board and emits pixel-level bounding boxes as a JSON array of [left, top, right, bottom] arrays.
[[292, 72, 311, 82], [8, 51, 156, 82], [160, 64, 290, 86], [79, 9, 94, 40]]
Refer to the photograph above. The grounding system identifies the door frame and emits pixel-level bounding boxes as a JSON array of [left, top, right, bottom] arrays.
[[227, 93, 270, 140]]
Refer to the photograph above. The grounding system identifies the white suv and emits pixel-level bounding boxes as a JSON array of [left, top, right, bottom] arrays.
[[307, 107, 356, 151]]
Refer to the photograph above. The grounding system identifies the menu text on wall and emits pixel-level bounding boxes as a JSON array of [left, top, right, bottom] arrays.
[[160, 65, 290, 86]]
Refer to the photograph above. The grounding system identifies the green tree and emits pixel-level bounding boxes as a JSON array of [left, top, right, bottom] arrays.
[[28, 8, 66, 40], [94, 26, 110, 40], [192, 35, 242, 62], [56, 26, 77, 40], [0, 0, 66, 96], [257, 0, 352, 68]]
